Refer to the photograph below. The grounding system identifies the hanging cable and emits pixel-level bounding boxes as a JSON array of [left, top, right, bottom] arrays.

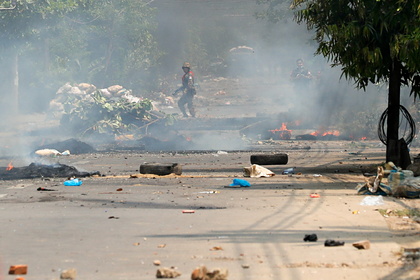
[[378, 105, 416, 145]]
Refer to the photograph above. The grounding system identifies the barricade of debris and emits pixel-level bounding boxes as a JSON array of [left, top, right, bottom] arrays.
[[47, 83, 176, 142]]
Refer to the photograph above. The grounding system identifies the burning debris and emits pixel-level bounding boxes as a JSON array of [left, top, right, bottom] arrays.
[[0, 162, 100, 180], [269, 123, 292, 140], [239, 117, 348, 141], [296, 130, 341, 141]]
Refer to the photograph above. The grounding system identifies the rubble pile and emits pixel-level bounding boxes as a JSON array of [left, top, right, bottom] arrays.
[[47, 83, 175, 139]]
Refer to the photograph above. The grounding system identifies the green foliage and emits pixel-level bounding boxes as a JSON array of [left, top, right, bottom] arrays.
[[183, 28, 209, 74], [61, 90, 157, 137], [0, 0, 79, 45], [291, 0, 420, 98], [75, 0, 162, 88], [0, 0, 162, 112]]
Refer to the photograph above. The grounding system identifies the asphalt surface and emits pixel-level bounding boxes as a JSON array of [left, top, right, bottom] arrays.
[[1, 140, 419, 280]]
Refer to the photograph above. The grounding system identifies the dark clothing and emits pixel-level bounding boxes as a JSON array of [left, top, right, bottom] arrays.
[[181, 70, 196, 95], [176, 70, 196, 117], [290, 66, 312, 87], [290, 66, 313, 99]]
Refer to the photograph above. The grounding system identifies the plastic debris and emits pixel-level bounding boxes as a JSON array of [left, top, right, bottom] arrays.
[[63, 178, 83, 186], [243, 164, 275, 178], [282, 168, 294, 175], [34, 149, 70, 157], [360, 195, 384, 206], [228, 178, 251, 187], [402, 247, 420, 260]]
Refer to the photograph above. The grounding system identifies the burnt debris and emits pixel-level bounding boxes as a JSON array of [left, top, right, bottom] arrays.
[[0, 163, 100, 180]]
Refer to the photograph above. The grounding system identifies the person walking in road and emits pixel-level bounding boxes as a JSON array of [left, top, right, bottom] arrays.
[[173, 62, 196, 117]]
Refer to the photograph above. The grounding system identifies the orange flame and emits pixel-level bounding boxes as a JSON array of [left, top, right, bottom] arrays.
[[269, 123, 292, 140], [310, 130, 340, 137], [270, 123, 290, 132], [6, 162, 13, 171]]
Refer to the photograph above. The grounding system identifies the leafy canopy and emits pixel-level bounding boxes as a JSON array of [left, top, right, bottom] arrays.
[[0, 0, 162, 111], [291, 0, 420, 97]]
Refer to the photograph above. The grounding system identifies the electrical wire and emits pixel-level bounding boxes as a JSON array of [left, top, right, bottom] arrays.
[[378, 105, 416, 145]]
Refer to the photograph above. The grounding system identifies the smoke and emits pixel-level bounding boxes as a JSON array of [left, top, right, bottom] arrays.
[[0, 0, 412, 158], [150, 0, 390, 149]]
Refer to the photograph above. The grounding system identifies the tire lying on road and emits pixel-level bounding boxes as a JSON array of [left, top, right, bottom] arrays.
[[250, 154, 288, 165], [140, 163, 182, 176]]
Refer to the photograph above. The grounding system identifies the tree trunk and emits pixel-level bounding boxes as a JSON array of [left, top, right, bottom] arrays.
[[386, 59, 401, 164]]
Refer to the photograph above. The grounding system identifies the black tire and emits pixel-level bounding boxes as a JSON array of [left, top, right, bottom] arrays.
[[140, 163, 182, 176], [250, 154, 288, 165]]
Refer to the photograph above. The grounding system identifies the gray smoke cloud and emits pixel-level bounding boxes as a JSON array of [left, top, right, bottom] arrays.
[[151, 0, 393, 149], [0, 0, 413, 158]]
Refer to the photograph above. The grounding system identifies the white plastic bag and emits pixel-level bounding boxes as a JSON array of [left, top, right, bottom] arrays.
[[360, 195, 385, 206]]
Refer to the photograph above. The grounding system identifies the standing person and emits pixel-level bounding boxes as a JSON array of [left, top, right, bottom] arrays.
[[173, 62, 196, 117], [290, 58, 313, 91], [289, 58, 314, 125]]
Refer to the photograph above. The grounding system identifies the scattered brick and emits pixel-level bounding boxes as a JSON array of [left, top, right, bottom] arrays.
[[191, 265, 228, 280], [60, 268, 77, 279], [352, 240, 371, 250], [156, 267, 181, 278], [8, 265, 27, 275]]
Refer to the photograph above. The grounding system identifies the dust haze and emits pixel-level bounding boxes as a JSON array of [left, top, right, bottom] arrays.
[[0, 0, 411, 158], [150, 0, 390, 149]]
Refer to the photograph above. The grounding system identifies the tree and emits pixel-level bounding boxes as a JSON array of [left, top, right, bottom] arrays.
[[63, 0, 161, 89], [0, 0, 80, 114], [0, 0, 162, 114], [289, 0, 420, 167]]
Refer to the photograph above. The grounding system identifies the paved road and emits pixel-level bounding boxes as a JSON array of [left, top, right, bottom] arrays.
[[1, 141, 419, 279]]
